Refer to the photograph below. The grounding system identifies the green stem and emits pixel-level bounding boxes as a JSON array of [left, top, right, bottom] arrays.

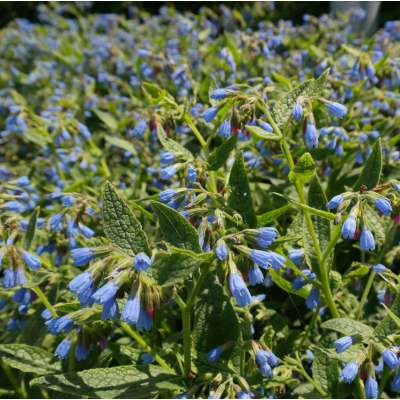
[[355, 271, 374, 320], [378, 364, 391, 398], [354, 376, 365, 399], [183, 114, 207, 151], [68, 339, 77, 373], [181, 262, 211, 378], [117, 321, 176, 375], [0, 360, 26, 398], [299, 305, 320, 348], [292, 367, 326, 397], [33, 287, 57, 318], [239, 348, 245, 376], [321, 225, 342, 265], [151, 308, 161, 347]]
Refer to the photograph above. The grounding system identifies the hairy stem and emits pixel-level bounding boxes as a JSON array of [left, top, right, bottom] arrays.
[[33, 287, 57, 318], [355, 271, 374, 320]]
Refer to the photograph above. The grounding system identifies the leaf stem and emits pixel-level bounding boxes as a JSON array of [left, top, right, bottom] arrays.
[[33, 287, 57, 318], [378, 364, 392, 397], [355, 271, 375, 320], [0, 360, 26, 398], [321, 225, 342, 266], [117, 321, 176, 375], [182, 114, 207, 150], [354, 376, 366, 399], [68, 339, 77, 373], [292, 366, 326, 397]]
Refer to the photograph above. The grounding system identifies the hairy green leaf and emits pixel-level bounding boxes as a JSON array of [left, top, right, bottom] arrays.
[[30, 365, 184, 398], [352, 138, 382, 191], [206, 135, 238, 171], [104, 136, 137, 155], [151, 201, 201, 253], [103, 181, 151, 257], [321, 318, 374, 337], [313, 343, 365, 364], [94, 110, 118, 132], [157, 124, 193, 161], [0, 345, 62, 375], [23, 272, 53, 289], [257, 204, 292, 225], [22, 206, 40, 251], [288, 153, 316, 187], [374, 294, 400, 336], [346, 266, 370, 278], [227, 151, 258, 228], [245, 375, 298, 389], [245, 125, 281, 140], [303, 68, 330, 98]]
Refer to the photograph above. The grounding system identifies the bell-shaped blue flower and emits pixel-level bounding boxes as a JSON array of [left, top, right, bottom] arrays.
[[326, 102, 348, 119], [341, 215, 356, 239], [339, 361, 359, 383], [207, 347, 223, 362], [201, 107, 218, 123], [54, 338, 72, 360], [333, 336, 354, 353], [375, 198, 392, 215], [133, 253, 151, 271], [210, 89, 228, 100], [160, 166, 177, 180], [291, 102, 303, 121], [229, 271, 253, 307], [366, 375, 378, 399], [101, 297, 119, 321], [305, 123, 318, 149], [216, 242, 228, 260], [249, 266, 264, 286], [360, 228, 375, 251], [187, 166, 197, 182], [22, 252, 41, 270], [383, 348, 399, 370], [305, 289, 320, 310]]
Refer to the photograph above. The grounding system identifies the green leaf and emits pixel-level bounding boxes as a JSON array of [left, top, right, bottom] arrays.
[[21, 206, 40, 251], [273, 71, 290, 86], [269, 269, 309, 299], [104, 136, 138, 156], [381, 304, 400, 329], [347, 266, 370, 278], [374, 294, 400, 336], [257, 204, 292, 225], [94, 110, 118, 132], [23, 272, 53, 289], [53, 302, 82, 313], [151, 201, 202, 253], [286, 210, 304, 238], [227, 151, 258, 229], [303, 68, 330, 98], [191, 349, 236, 375], [206, 135, 238, 171], [142, 82, 165, 98], [288, 153, 316, 187], [364, 203, 387, 246], [224, 31, 241, 64], [352, 138, 382, 191], [274, 329, 303, 358], [103, 181, 151, 257], [245, 125, 281, 141], [157, 124, 193, 161], [107, 343, 142, 366], [130, 201, 155, 222], [94, 353, 113, 369], [271, 80, 314, 131], [303, 175, 332, 280], [23, 130, 50, 147], [273, 193, 335, 221], [329, 271, 341, 294], [0, 345, 62, 375], [341, 43, 362, 57], [143, 251, 207, 287], [313, 343, 365, 364], [30, 365, 184, 398], [245, 375, 298, 389], [192, 273, 242, 371], [313, 331, 339, 397], [321, 318, 374, 337]]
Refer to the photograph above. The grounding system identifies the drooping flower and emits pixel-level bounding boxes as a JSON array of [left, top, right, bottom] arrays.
[[229, 271, 253, 307], [326, 102, 348, 119], [341, 215, 357, 239], [54, 338, 72, 360], [374, 198, 392, 215], [133, 253, 151, 271], [160, 166, 177, 180], [305, 123, 318, 149], [339, 361, 359, 383], [365, 374, 378, 399], [207, 347, 223, 362], [383, 348, 399, 370], [216, 242, 228, 260], [305, 289, 320, 310], [373, 264, 387, 274], [360, 227, 375, 251], [187, 165, 197, 182], [326, 195, 344, 209], [210, 89, 228, 100], [201, 107, 219, 123], [333, 336, 354, 353], [291, 102, 303, 121], [249, 266, 264, 286]]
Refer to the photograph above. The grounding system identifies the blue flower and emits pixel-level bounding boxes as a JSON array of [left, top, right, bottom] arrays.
[[249, 250, 285, 270], [373, 264, 387, 274], [160, 152, 175, 164], [291, 102, 303, 121], [339, 361, 359, 383], [140, 353, 155, 365], [355, 152, 364, 164], [218, 120, 231, 138], [288, 249, 304, 267], [92, 280, 120, 305], [187, 166, 197, 182], [366, 375, 378, 399], [383, 348, 399, 370], [66, 219, 79, 237], [4, 201, 25, 213], [341, 215, 356, 239], [216, 242, 228, 260], [335, 144, 344, 156], [75, 343, 91, 361], [133, 120, 147, 139], [133, 253, 151, 271], [121, 294, 141, 325], [161, 166, 177, 180], [68, 270, 93, 294], [255, 227, 277, 248], [291, 269, 315, 291], [306, 349, 314, 363], [333, 336, 354, 353], [375, 198, 392, 215], [80, 224, 95, 239], [369, 130, 379, 139], [210, 89, 228, 100], [62, 195, 75, 207], [101, 297, 119, 321], [0, 300, 7, 310], [392, 373, 400, 392], [360, 228, 375, 251], [305, 289, 320, 310], [359, 133, 368, 142], [201, 107, 218, 123], [173, 393, 189, 399], [2, 269, 16, 288], [305, 123, 318, 149], [54, 338, 72, 360], [50, 213, 64, 231], [259, 361, 273, 378], [15, 270, 27, 286], [207, 347, 223, 362], [327, 102, 348, 119], [41, 308, 54, 320], [259, 122, 273, 132], [229, 271, 253, 307], [249, 266, 264, 286], [47, 315, 75, 335], [16, 176, 30, 186], [136, 307, 153, 331], [22, 252, 42, 270], [71, 248, 97, 267], [159, 189, 176, 202], [238, 392, 251, 399]]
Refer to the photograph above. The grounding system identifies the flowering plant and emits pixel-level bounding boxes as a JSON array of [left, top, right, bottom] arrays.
[[2, 3, 400, 399]]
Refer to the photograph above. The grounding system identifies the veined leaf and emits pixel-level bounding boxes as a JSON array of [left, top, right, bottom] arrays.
[[21, 206, 40, 251], [321, 318, 374, 337], [157, 124, 193, 161], [191, 349, 236, 375], [104, 136, 138, 156], [314, 343, 365, 364], [381, 304, 400, 329], [374, 294, 400, 336], [206, 135, 238, 171], [227, 151, 258, 229], [151, 201, 202, 253], [303, 68, 330, 98], [103, 181, 151, 257], [245, 375, 298, 389], [245, 125, 281, 140], [346, 266, 370, 278], [288, 153, 316, 187], [257, 204, 292, 225], [23, 272, 54, 289], [352, 138, 382, 191]]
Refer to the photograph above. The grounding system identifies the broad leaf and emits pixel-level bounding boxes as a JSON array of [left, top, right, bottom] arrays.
[[0, 345, 62, 375], [23, 272, 53, 289], [257, 204, 292, 225], [143, 251, 207, 287], [313, 331, 339, 398], [245, 125, 281, 140], [107, 343, 142, 366], [53, 302, 82, 313], [352, 138, 382, 191], [271, 80, 314, 131], [104, 136, 137, 155], [190, 349, 236, 375], [364, 203, 387, 246], [288, 153, 316, 187], [103, 181, 151, 257], [151, 201, 202, 253], [227, 151, 257, 228], [374, 294, 400, 336], [303, 68, 330, 98], [192, 273, 242, 371], [94, 109, 118, 132], [321, 318, 374, 337], [329, 271, 341, 294], [346, 266, 370, 278], [31, 365, 184, 399], [313, 343, 365, 364], [157, 124, 193, 161], [206, 135, 238, 171], [22, 206, 40, 251]]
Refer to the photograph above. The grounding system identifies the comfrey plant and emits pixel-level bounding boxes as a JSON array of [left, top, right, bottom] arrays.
[[3, 3, 400, 400]]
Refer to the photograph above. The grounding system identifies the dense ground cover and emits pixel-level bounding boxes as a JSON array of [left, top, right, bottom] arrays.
[[1, 2, 400, 399]]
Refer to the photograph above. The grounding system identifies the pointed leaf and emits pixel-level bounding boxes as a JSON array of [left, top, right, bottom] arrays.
[[104, 136, 137, 155], [303, 68, 330, 98], [227, 151, 257, 228], [103, 181, 151, 257], [206, 135, 238, 171], [157, 124, 193, 161], [94, 109, 118, 132], [151, 201, 202, 253], [21, 206, 40, 251], [269, 269, 309, 299], [321, 318, 374, 337], [23, 272, 54, 289], [288, 153, 316, 187], [245, 125, 281, 141], [374, 294, 400, 336], [257, 204, 292, 225]]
